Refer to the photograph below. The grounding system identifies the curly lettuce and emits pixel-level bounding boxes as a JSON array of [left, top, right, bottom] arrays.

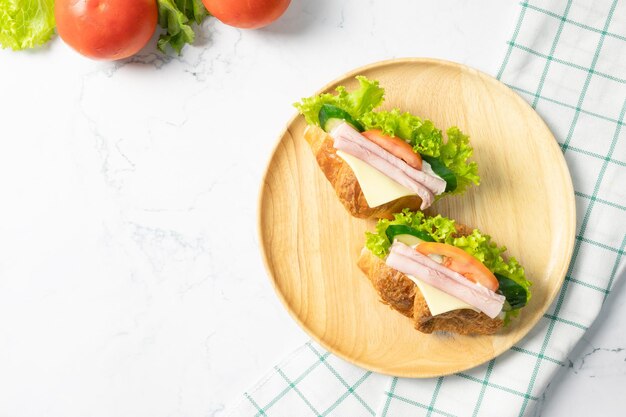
[[440, 127, 480, 194], [157, 0, 210, 54], [294, 76, 479, 194], [365, 209, 532, 321], [294, 76, 384, 126], [0, 0, 55, 51], [365, 210, 456, 258]]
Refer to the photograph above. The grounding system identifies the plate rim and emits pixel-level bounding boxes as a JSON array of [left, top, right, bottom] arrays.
[[257, 57, 576, 377]]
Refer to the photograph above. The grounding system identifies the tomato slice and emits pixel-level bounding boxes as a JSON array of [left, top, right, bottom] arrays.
[[416, 242, 499, 291], [361, 130, 422, 170]]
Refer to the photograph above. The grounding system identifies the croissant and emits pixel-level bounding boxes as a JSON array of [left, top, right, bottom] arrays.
[[356, 223, 504, 335]]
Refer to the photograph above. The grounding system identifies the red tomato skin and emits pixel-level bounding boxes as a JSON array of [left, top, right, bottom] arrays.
[[55, 0, 158, 60], [202, 0, 291, 29], [361, 130, 423, 170], [416, 242, 500, 291]]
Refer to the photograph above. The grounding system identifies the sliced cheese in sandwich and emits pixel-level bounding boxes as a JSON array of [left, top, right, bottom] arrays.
[[407, 275, 478, 316], [336, 150, 415, 207], [392, 236, 480, 316]]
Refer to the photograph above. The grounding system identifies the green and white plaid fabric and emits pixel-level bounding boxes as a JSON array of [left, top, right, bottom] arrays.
[[237, 341, 388, 416], [235, 0, 626, 415]]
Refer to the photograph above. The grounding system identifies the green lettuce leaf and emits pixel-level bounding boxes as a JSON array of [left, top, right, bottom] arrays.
[[0, 0, 55, 51], [294, 76, 385, 126], [440, 127, 480, 194], [157, 0, 209, 54], [365, 209, 532, 321]]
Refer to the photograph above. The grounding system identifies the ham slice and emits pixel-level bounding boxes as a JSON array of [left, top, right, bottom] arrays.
[[332, 123, 447, 193], [335, 138, 434, 208], [330, 123, 447, 209], [386, 242, 505, 318]]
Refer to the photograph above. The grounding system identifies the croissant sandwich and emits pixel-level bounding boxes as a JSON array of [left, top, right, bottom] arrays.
[[360, 210, 532, 335], [295, 76, 480, 219]]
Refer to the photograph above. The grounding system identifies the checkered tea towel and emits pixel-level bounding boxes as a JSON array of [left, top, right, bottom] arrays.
[[234, 1, 626, 416]]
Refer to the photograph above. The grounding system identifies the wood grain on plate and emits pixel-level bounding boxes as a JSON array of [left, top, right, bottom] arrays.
[[258, 59, 575, 377]]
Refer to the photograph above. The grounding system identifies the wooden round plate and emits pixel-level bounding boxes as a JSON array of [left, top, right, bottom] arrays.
[[258, 58, 575, 377]]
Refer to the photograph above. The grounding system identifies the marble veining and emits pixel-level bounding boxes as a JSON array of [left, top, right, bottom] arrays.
[[0, 1, 623, 416]]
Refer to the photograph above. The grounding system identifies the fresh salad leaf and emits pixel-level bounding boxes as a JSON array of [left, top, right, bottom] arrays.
[[365, 209, 532, 321], [440, 127, 480, 194], [157, 0, 210, 54], [294, 76, 385, 126], [360, 110, 479, 194], [0, 0, 55, 51]]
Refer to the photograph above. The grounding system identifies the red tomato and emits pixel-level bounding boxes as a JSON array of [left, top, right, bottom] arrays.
[[55, 0, 158, 60], [362, 130, 423, 170], [416, 242, 499, 291], [202, 0, 291, 29]]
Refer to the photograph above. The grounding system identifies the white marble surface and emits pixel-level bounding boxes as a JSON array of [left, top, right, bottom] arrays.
[[0, 1, 623, 416]]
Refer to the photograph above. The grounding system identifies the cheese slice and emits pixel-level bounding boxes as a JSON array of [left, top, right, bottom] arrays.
[[406, 274, 479, 316], [336, 150, 415, 207]]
